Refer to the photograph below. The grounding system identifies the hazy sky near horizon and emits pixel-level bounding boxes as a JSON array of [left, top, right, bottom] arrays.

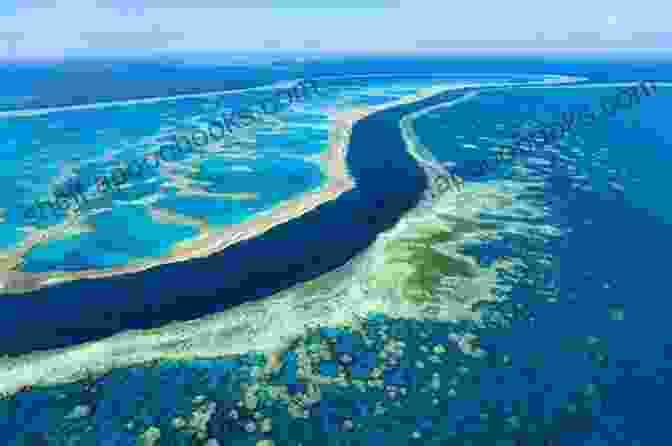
[[0, 0, 670, 58]]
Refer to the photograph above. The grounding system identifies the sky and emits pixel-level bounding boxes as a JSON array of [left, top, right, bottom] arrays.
[[0, 0, 670, 59]]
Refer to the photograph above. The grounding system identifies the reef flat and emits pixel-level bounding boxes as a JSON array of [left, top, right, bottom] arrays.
[[0, 81, 475, 295], [0, 82, 524, 398]]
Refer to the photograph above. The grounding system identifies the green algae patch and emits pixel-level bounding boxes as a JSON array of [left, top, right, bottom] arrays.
[[398, 244, 476, 305], [437, 214, 500, 234], [374, 218, 480, 306]]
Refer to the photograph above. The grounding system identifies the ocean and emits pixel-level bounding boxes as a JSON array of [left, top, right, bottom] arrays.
[[1, 55, 671, 445]]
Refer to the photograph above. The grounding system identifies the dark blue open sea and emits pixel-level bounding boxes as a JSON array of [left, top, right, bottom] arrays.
[[1, 55, 672, 445]]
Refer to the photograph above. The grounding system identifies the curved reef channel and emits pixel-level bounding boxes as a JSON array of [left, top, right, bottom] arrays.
[[0, 76, 577, 396], [0, 83, 459, 348]]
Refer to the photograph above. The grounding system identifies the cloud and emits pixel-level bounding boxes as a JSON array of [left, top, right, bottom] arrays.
[[0, 32, 25, 40], [263, 40, 282, 49], [415, 31, 672, 49], [79, 24, 185, 49], [414, 39, 547, 49], [303, 40, 322, 49], [94, 0, 400, 8], [631, 32, 672, 46], [1, 0, 669, 57], [0, 32, 25, 58], [15, 0, 58, 8]]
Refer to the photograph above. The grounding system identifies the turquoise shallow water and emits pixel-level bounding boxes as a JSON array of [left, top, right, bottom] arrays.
[[3, 74, 505, 274], [21, 205, 200, 272], [2, 56, 672, 446], [0, 79, 337, 270]]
